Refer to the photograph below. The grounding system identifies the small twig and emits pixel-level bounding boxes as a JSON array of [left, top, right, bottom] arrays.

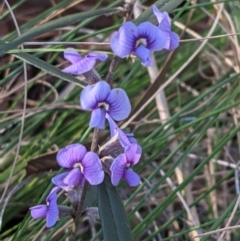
[[23, 41, 110, 46], [218, 195, 240, 241], [193, 225, 240, 239], [106, 55, 119, 86], [91, 128, 99, 152]]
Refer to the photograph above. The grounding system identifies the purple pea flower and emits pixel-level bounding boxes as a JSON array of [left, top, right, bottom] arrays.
[[152, 5, 179, 51], [110, 21, 166, 66], [110, 144, 142, 187], [30, 187, 59, 228], [53, 144, 104, 187], [80, 81, 131, 129], [62, 48, 108, 75]]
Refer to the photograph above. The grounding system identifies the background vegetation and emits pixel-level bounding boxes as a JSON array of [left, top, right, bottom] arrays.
[[0, 0, 240, 240]]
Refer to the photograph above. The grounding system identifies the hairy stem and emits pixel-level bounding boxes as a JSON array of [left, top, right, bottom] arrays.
[[106, 55, 119, 86]]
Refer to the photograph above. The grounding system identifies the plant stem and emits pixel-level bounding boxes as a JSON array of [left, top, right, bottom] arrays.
[[106, 55, 119, 86]]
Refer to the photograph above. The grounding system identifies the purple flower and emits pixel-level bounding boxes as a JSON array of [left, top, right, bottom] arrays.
[[152, 5, 179, 51], [30, 187, 59, 228], [53, 144, 104, 186], [80, 81, 131, 129], [62, 48, 108, 75], [110, 21, 166, 66], [110, 144, 142, 186], [106, 114, 137, 148]]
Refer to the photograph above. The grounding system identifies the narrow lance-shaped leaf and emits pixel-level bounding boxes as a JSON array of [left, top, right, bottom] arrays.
[[98, 176, 134, 241]]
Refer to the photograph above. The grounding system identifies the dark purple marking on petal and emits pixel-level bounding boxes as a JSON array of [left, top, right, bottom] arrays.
[[137, 22, 167, 52], [64, 48, 82, 64], [30, 205, 47, 219], [107, 88, 131, 121], [81, 152, 104, 185], [110, 154, 127, 186], [57, 143, 87, 168], [110, 22, 138, 58], [80, 81, 111, 110], [124, 168, 140, 186]]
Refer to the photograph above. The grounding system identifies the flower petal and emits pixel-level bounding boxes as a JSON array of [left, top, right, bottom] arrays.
[[134, 45, 152, 66], [158, 12, 171, 33], [86, 52, 108, 62], [46, 187, 59, 203], [110, 154, 127, 186], [63, 168, 84, 187], [89, 108, 106, 129], [52, 173, 69, 191], [64, 48, 82, 64], [46, 197, 59, 228], [81, 152, 104, 185], [152, 5, 164, 23], [169, 31, 179, 51], [118, 129, 132, 148], [80, 84, 95, 110], [80, 81, 111, 110], [110, 22, 137, 57], [30, 205, 47, 219], [107, 88, 131, 121], [62, 58, 96, 75], [106, 114, 135, 147], [125, 144, 142, 165], [106, 114, 118, 137], [124, 168, 140, 187], [57, 143, 87, 168], [126, 133, 137, 144], [137, 22, 166, 52]]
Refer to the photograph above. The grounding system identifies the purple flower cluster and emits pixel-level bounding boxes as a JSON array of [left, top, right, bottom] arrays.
[[110, 5, 179, 66], [30, 5, 178, 229]]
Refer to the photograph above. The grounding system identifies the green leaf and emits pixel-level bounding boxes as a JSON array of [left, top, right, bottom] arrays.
[[0, 7, 118, 55], [134, 0, 184, 25], [13, 52, 86, 88], [97, 176, 134, 241]]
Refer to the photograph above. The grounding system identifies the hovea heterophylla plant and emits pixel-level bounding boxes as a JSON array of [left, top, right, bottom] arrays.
[[26, 3, 180, 240]]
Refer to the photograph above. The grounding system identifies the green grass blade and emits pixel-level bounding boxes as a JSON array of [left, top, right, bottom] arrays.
[[0, 7, 118, 55]]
